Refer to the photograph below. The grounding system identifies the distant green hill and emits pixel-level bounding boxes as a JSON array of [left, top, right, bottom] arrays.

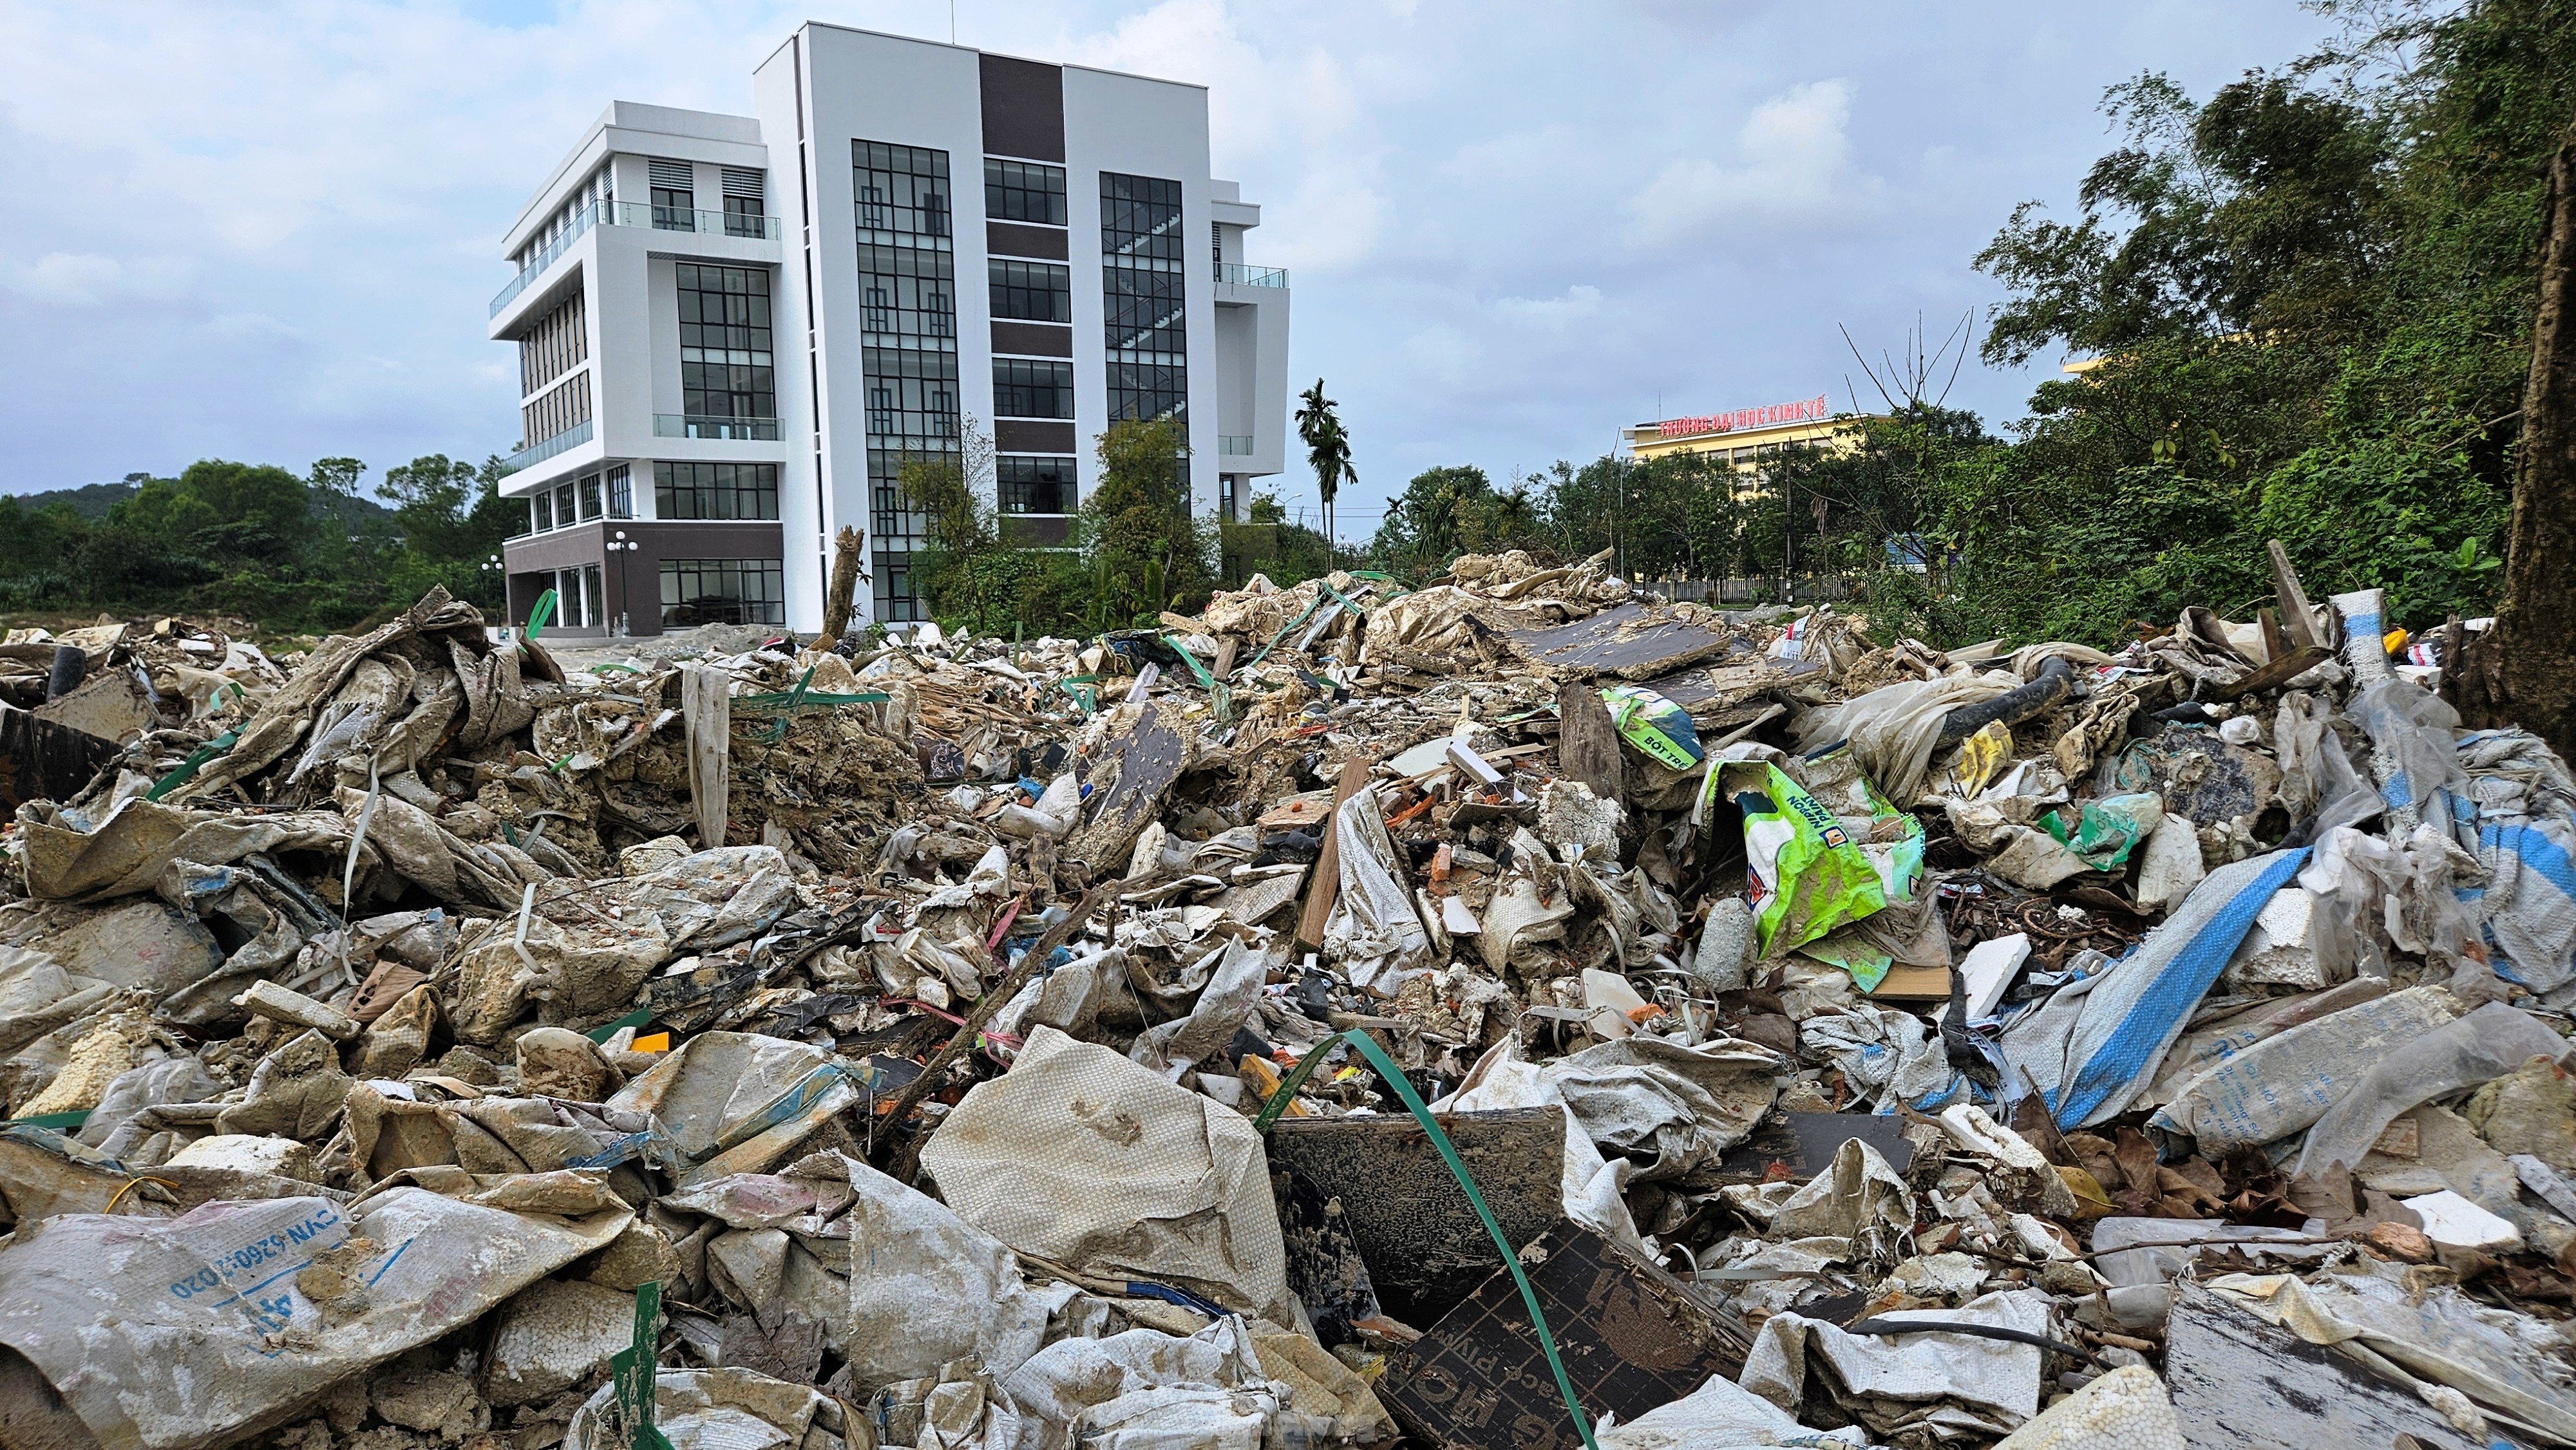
[[12, 475, 395, 525]]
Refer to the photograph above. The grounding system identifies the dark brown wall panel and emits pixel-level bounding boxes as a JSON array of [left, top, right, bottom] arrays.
[[980, 54, 1065, 162], [996, 420, 1077, 453], [991, 321, 1074, 357], [987, 220, 1068, 260]]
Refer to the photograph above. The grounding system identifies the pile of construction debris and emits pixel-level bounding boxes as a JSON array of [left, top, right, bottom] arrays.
[[0, 545, 2571, 1450]]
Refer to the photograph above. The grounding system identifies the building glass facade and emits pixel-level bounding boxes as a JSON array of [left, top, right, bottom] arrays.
[[855, 140, 959, 621], [1101, 172, 1186, 424]]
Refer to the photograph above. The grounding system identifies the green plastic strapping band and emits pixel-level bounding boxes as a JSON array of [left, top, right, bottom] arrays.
[[1314, 578, 1368, 618], [145, 724, 242, 802], [1243, 595, 1325, 671], [526, 587, 558, 643], [1159, 634, 1232, 722], [1254, 1029, 1600, 1450], [3, 1110, 90, 1132], [586, 1006, 654, 1044], [608, 1279, 676, 1450]]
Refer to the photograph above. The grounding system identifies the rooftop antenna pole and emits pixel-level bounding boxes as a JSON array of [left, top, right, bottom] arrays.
[[950, 1, 957, 44]]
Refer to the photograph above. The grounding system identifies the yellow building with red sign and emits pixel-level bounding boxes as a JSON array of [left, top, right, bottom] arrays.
[[1620, 393, 1864, 493]]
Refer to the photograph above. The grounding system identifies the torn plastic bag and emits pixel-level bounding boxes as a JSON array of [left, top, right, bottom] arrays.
[[1321, 784, 1432, 993], [2345, 675, 2470, 837], [659, 1150, 1050, 1395], [2148, 985, 2461, 1155], [1596, 1373, 1864, 1449], [1801, 1003, 1962, 1112], [1600, 684, 1705, 769], [2465, 807, 2576, 995], [2292, 1001, 2570, 1176], [0, 1185, 626, 1450], [332, 1085, 648, 1187], [1740, 1288, 2051, 1443], [1723, 758, 1902, 963], [919, 1025, 1294, 1326], [1536, 1035, 1782, 1180], [1790, 672, 2022, 804], [1998, 847, 2308, 1129], [2040, 792, 2164, 869], [16, 795, 355, 906], [1001, 1317, 1285, 1450], [607, 1031, 860, 1187], [1130, 932, 1277, 1075]]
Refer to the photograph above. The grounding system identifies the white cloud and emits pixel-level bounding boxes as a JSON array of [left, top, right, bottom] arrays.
[[1624, 79, 1874, 246], [1, 251, 193, 306], [1492, 283, 1602, 331]]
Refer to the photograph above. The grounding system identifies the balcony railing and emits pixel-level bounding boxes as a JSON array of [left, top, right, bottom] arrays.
[[1214, 263, 1289, 288], [499, 418, 592, 475], [492, 202, 783, 316], [1219, 435, 1255, 455], [609, 201, 782, 240], [654, 414, 781, 440]]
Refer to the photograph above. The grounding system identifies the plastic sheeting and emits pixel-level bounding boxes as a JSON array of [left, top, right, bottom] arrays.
[[1320, 786, 1432, 994], [920, 1026, 1294, 1326], [0, 1186, 627, 1450], [2292, 1001, 2570, 1176], [1999, 847, 2309, 1129]]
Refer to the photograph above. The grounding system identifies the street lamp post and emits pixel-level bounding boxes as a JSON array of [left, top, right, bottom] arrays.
[[478, 554, 506, 623], [606, 532, 640, 637]]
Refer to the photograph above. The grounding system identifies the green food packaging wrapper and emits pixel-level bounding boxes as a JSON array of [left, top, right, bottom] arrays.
[[1599, 684, 1705, 769], [1719, 757, 1921, 976]]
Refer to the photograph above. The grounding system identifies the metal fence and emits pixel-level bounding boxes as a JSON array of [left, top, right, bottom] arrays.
[[1644, 576, 1852, 606]]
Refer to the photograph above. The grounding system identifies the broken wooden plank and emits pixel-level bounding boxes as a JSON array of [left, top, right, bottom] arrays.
[[1294, 753, 1373, 952], [2163, 1283, 2482, 1450], [680, 664, 731, 849], [2204, 644, 2331, 702], [1557, 682, 1624, 803], [1065, 701, 1189, 873], [2267, 540, 2323, 651]]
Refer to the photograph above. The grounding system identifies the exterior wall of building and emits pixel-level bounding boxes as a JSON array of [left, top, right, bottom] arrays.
[[498, 33, 1285, 636]]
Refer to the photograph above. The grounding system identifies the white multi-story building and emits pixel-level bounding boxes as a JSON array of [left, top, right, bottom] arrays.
[[489, 24, 1291, 635]]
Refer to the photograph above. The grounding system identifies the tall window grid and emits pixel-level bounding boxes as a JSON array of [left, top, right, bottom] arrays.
[[677, 265, 775, 422], [521, 372, 591, 448], [1101, 173, 1188, 424], [855, 142, 960, 623], [992, 359, 1074, 419]]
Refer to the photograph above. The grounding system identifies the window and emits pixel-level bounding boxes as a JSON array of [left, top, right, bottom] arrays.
[[676, 265, 774, 420], [606, 464, 632, 520], [554, 483, 575, 526], [649, 158, 694, 230], [1101, 173, 1187, 423], [1212, 221, 1224, 265], [983, 158, 1066, 226], [855, 141, 961, 625], [661, 558, 784, 627], [998, 456, 1077, 514], [994, 359, 1074, 419], [654, 462, 779, 520], [518, 292, 586, 397], [722, 167, 765, 236], [989, 258, 1071, 323], [578, 473, 602, 522], [532, 491, 553, 532], [522, 372, 592, 447], [855, 142, 949, 237], [1101, 173, 1184, 270]]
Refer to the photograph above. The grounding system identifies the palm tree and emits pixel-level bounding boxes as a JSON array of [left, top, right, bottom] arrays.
[[1294, 379, 1356, 558]]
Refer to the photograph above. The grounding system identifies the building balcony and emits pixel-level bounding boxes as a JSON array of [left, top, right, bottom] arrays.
[[654, 414, 781, 441], [1219, 435, 1254, 455], [1213, 263, 1289, 288], [493, 203, 782, 316], [500, 419, 592, 475]]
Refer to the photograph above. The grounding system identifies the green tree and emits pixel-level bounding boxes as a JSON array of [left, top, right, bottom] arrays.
[[1294, 379, 1356, 558], [1081, 417, 1211, 628]]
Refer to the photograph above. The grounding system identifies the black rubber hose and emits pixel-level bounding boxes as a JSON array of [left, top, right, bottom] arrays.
[[1933, 654, 2075, 750], [1840, 1317, 2105, 1364]]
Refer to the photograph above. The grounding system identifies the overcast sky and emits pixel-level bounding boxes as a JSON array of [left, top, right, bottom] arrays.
[[0, 0, 2333, 531]]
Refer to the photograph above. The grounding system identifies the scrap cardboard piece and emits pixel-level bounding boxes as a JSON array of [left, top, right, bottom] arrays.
[[1506, 603, 1739, 681], [1265, 1107, 1566, 1329], [2162, 1283, 2481, 1450], [1867, 964, 1956, 1002], [1379, 1225, 1750, 1450], [33, 670, 155, 743]]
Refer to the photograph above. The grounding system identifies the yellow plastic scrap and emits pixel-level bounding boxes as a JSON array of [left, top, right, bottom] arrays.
[[1953, 719, 2014, 796]]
